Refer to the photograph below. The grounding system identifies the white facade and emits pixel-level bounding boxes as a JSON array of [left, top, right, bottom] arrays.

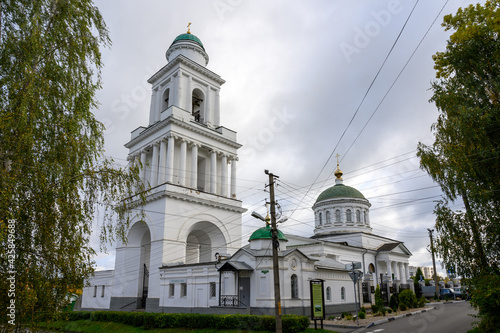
[[79, 30, 413, 316]]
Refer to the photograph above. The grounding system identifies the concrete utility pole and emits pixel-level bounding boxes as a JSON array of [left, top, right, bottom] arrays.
[[266, 170, 282, 333], [428, 228, 439, 299]]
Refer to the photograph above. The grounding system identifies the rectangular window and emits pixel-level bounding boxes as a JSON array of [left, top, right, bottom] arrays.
[[260, 276, 267, 296], [169, 284, 175, 298], [93, 286, 97, 297], [181, 283, 187, 298], [101, 285, 105, 297], [210, 282, 216, 298]]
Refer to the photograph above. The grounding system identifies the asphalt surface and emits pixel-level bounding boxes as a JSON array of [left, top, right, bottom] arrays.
[[318, 301, 478, 333]]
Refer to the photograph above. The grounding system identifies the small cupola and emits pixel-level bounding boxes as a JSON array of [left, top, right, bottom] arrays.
[[249, 213, 288, 250], [312, 162, 372, 236], [166, 23, 209, 66]]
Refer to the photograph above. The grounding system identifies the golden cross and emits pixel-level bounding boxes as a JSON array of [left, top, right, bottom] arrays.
[[187, 22, 192, 34], [336, 153, 340, 165]]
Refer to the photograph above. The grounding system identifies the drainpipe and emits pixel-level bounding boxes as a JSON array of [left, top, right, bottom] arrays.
[[374, 250, 381, 287], [362, 248, 368, 274]]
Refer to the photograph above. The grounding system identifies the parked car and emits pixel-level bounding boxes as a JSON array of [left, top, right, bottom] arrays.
[[452, 287, 462, 299], [439, 288, 455, 300]]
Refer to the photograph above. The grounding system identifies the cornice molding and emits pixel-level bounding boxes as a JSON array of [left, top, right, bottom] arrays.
[[148, 55, 225, 86], [144, 188, 246, 213], [124, 116, 241, 152], [312, 198, 371, 210]]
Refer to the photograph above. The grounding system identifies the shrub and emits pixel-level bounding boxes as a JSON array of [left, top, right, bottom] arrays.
[[68, 311, 91, 321], [360, 306, 366, 313], [83, 311, 308, 332], [399, 289, 417, 309], [399, 303, 407, 311], [389, 293, 399, 311], [380, 307, 386, 316], [341, 311, 350, 318], [374, 285, 384, 313], [418, 296, 427, 308], [282, 314, 310, 333], [387, 308, 392, 314], [358, 312, 366, 319], [371, 304, 379, 313], [469, 274, 500, 332]]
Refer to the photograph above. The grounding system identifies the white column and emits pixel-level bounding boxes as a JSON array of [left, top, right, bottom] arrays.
[[191, 144, 198, 189], [155, 87, 163, 121], [158, 139, 167, 184], [386, 259, 392, 280], [186, 75, 192, 113], [129, 154, 138, 191], [205, 86, 211, 125], [166, 135, 175, 183], [210, 150, 217, 194], [148, 88, 157, 125], [214, 89, 220, 127], [404, 263, 410, 281], [221, 154, 227, 197], [179, 139, 187, 186], [140, 150, 147, 187], [151, 142, 160, 187], [230, 157, 237, 198], [174, 70, 182, 108]]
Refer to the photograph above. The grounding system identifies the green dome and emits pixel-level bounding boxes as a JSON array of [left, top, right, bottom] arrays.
[[249, 225, 288, 241], [172, 33, 204, 49], [316, 184, 366, 203]]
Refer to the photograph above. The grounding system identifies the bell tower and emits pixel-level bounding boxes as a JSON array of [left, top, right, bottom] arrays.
[[110, 27, 245, 311]]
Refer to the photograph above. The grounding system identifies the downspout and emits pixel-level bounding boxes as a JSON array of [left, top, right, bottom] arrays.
[[362, 248, 368, 274], [374, 250, 381, 287], [361, 248, 368, 306]]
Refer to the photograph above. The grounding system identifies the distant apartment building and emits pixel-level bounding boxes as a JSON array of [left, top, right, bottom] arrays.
[[422, 266, 435, 279]]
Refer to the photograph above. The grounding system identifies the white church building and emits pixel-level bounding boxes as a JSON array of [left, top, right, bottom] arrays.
[[79, 29, 413, 316]]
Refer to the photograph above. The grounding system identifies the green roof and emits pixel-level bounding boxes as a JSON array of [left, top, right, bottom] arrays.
[[249, 225, 288, 241], [316, 184, 366, 203], [172, 33, 204, 49]]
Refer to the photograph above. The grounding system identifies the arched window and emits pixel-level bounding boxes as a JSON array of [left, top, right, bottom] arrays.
[[364, 211, 369, 225], [192, 88, 204, 123], [356, 210, 361, 223], [325, 211, 331, 224], [346, 209, 352, 222], [369, 263, 375, 273], [319, 213, 323, 226], [326, 287, 331, 301], [335, 209, 341, 223], [291, 274, 298, 299], [162, 88, 170, 111], [341, 287, 345, 300]]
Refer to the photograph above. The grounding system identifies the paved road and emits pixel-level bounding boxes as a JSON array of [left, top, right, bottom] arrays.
[[360, 301, 478, 333]]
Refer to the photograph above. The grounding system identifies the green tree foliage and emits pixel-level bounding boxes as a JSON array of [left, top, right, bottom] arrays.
[[413, 267, 424, 283], [417, 0, 500, 279], [0, 0, 145, 329], [374, 284, 384, 315], [417, 1, 500, 330], [469, 275, 500, 331]]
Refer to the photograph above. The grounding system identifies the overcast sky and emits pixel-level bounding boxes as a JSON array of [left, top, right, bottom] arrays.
[[91, 0, 481, 276]]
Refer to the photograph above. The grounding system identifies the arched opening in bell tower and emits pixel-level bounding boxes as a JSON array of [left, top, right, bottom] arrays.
[[192, 88, 204, 123], [126, 221, 151, 309], [185, 221, 226, 264], [162, 88, 170, 111]]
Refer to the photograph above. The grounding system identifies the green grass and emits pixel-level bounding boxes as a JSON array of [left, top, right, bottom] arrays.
[[37, 319, 337, 333]]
